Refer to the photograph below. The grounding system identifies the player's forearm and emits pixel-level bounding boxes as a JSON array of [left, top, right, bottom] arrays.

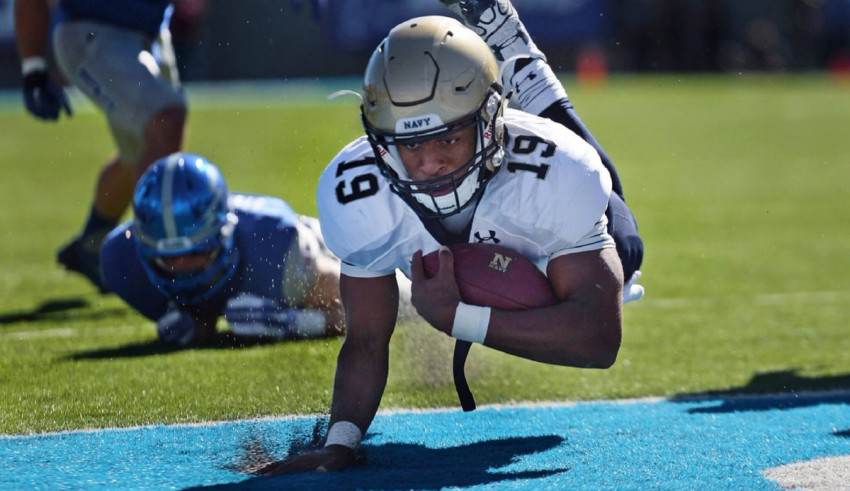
[[304, 269, 345, 336], [479, 247, 623, 367], [14, 0, 50, 59], [482, 300, 622, 367], [328, 337, 389, 434], [330, 274, 398, 435]]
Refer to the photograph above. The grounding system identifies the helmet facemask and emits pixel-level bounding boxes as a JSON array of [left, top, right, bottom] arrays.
[[143, 213, 237, 275], [364, 86, 505, 218]]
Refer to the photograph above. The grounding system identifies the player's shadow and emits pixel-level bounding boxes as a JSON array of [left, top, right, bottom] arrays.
[[64, 333, 284, 360], [0, 298, 126, 326], [193, 435, 569, 491], [671, 369, 850, 413]]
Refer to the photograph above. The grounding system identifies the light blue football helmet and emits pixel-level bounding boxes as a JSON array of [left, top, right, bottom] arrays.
[[133, 153, 240, 304]]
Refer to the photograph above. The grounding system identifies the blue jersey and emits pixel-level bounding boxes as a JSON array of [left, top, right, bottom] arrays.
[[101, 193, 302, 322], [58, 0, 172, 37]]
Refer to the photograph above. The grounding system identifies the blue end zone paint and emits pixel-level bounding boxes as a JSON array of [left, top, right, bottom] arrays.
[[2, 393, 849, 490]]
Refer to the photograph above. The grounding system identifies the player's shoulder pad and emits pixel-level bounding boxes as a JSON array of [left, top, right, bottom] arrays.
[[99, 221, 137, 290], [493, 110, 612, 241], [316, 137, 426, 272], [229, 192, 298, 231], [229, 192, 296, 219], [101, 221, 134, 260]]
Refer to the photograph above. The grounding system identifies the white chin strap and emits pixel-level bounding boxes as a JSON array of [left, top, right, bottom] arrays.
[[415, 167, 481, 214]]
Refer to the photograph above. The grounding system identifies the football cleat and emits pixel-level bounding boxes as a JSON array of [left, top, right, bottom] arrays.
[[439, 0, 545, 62], [56, 234, 109, 293]]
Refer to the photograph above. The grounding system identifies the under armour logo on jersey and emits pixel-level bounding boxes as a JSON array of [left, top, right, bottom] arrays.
[[474, 230, 500, 244]]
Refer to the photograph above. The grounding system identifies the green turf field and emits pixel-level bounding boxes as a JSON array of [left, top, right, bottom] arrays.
[[1, 75, 848, 435]]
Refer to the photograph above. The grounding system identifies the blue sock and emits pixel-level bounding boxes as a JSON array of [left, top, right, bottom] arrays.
[[81, 206, 119, 239]]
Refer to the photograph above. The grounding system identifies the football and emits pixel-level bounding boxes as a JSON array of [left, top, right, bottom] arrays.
[[422, 243, 558, 310]]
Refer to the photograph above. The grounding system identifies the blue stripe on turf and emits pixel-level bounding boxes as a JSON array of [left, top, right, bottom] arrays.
[[1, 393, 848, 490]]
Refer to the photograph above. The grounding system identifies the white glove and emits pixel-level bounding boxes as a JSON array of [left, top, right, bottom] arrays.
[[623, 270, 645, 304], [224, 294, 326, 339]]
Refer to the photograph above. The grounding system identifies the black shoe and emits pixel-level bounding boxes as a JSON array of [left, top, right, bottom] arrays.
[[56, 236, 109, 293]]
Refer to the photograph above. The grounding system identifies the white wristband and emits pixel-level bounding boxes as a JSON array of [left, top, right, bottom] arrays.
[[21, 56, 47, 76], [451, 302, 491, 344], [324, 421, 362, 449]]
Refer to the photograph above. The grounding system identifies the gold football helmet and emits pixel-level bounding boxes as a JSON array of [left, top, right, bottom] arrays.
[[361, 15, 506, 218]]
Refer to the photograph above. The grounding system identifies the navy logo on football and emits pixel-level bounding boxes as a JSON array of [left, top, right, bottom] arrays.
[[488, 252, 513, 273]]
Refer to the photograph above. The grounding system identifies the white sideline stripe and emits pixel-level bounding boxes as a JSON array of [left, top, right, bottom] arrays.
[[1, 324, 138, 340], [6, 290, 847, 338], [3, 328, 74, 340], [637, 290, 850, 309], [755, 290, 850, 305]]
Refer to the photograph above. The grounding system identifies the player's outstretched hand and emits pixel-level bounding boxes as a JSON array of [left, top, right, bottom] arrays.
[[410, 247, 462, 334], [253, 445, 355, 475], [156, 307, 197, 346], [22, 70, 72, 121]]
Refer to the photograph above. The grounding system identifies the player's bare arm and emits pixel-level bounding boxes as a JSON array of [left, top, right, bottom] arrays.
[[329, 274, 399, 430], [13, 0, 49, 58], [303, 254, 346, 336], [256, 274, 400, 475], [191, 311, 219, 345], [410, 246, 623, 367]]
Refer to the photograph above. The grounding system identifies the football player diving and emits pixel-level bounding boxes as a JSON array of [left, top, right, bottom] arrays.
[[256, 0, 645, 474], [101, 152, 412, 346]]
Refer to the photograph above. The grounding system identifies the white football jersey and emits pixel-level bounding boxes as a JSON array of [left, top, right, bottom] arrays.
[[317, 109, 615, 278]]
